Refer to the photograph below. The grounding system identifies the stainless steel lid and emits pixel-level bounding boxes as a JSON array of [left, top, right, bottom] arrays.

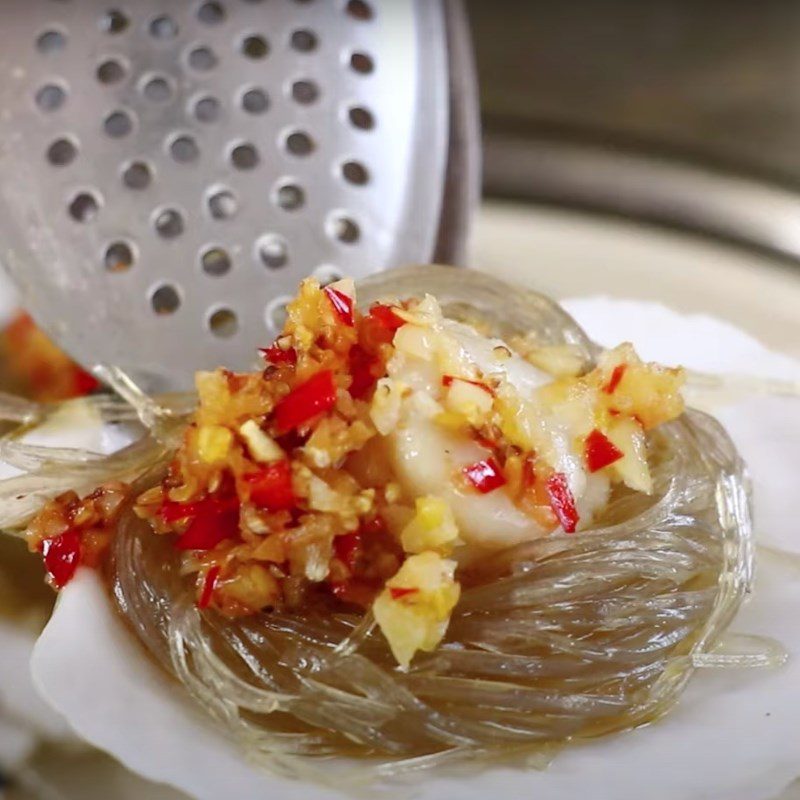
[[0, 0, 478, 390]]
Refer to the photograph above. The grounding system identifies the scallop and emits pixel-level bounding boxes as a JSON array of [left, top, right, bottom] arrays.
[[382, 319, 610, 553]]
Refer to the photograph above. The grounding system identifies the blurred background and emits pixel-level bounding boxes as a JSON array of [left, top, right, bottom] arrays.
[[476, 0, 800, 187], [1, 1, 799, 797], [468, 0, 800, 357]]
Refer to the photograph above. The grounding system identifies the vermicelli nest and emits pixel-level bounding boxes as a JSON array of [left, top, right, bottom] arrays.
[[112, 269, 754, 782], [110, 407, 751, 782], [0, 268, 756, 785]]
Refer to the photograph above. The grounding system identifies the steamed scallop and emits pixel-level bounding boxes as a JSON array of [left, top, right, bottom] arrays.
[[380, 305, 611, 552]]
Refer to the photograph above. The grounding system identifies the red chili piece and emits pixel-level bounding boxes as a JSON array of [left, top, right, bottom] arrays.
[[463, 457, 507, 493], [160, 499, 203, 523], [72, 369, 100, 397], [259, 345, 297, 366], [334, 531, 362, 571], [198, 565, 221, 609], [348, 344, 379, 399], [42, 529, 82, 589], [585, 428, 624, 472], [159, 494, 239, 524], [546, 472, 579, 533], [273, 370, 337, 433], [244, 460, 295, 511], [369, 303, 404, 332], [603, 364, 627, 394], [389, 586, 419, 601], [324, 286, 355, 327], [361, 304, 404, 348], [360, 514, 387, 536], [175, 503, 239, 551]]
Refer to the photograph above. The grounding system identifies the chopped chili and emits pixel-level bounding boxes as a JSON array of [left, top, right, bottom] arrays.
[[175, 505, 239, 551], [369, 303, 404, 331], [463, 458, 507, 493], [334, 531, 362, 571], [259, 345, 297, 366], [41, 529, 82, 588], [72, 369, 100, 396], [273, 370, 337, 433], [360, 303, 404, 348], [546, 472, 579, 533], [160, 499, 204, 523], [198, 565, 221, 609], [324, 286, 355, 327], [160, 494, 238, 523], [603, 364, 626, 394], [585, 429, 624, 472], [244, 460, 295, 511], [348, 344, 379, 399], [389, 586, 419, 601], [360, 514, 387, 536]]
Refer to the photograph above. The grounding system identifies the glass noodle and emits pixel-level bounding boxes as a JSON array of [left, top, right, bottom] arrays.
[[0, 267, 779, 787]]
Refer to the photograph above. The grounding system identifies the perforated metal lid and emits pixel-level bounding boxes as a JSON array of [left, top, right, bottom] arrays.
[[0, 0, 475, 390]]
